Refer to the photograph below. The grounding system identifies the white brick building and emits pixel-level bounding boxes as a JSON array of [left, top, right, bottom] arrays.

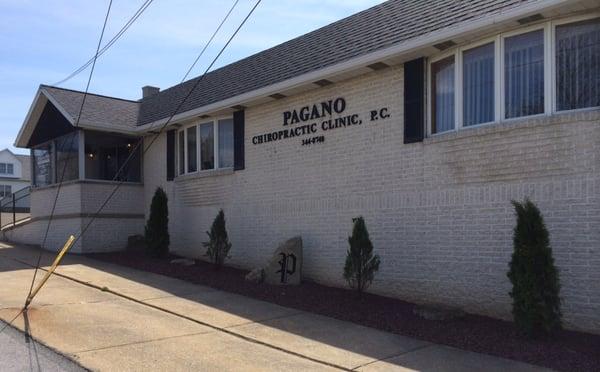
[[8, 0, 600, 333]]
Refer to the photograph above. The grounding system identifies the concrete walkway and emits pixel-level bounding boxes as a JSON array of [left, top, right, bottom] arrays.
[[0, 243, 548, 371]]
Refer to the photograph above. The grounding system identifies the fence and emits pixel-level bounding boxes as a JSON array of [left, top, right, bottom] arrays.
[[0, 186, 31, 229]]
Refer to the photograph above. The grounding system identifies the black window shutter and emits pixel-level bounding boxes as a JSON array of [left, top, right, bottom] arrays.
[[166, 130, 175, 181], [404, 57, 425, 144], [233, 110, 245, 170]]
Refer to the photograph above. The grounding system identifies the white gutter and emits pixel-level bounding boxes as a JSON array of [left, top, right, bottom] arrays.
[[136, 0, 571, 133]]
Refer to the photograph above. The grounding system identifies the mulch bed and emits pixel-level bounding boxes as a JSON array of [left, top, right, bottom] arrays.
[[87, 250, 600, 372]]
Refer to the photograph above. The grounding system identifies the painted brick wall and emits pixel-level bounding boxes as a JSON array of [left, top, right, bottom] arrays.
[[144, 65, 600, 333], [5, 181, 144, 253]]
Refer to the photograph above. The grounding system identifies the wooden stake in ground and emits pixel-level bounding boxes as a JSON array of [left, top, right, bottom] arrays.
[[24, 235, 76, 308]]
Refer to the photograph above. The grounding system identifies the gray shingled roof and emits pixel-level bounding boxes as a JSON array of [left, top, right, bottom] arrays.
[[42, 85, 139, 131], [137, 0, 538, 126]]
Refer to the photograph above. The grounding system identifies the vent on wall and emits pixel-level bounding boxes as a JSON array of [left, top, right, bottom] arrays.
[[517, 13, 544, 25], [433, 40, 456, 51]]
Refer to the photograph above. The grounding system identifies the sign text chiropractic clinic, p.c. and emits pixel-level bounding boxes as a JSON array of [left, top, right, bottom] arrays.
[[251, 97, 390, 147]]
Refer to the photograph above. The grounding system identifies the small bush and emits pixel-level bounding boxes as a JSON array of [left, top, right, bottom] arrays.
[[343, 217, 380, 293], [508, 199, 562, 338], [203, 209, 232, 269], [144, 187, 170, 257]]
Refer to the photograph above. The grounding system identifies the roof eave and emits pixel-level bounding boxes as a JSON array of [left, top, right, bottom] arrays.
[[14, 88, 70, 148], [135, 0, 571, 132], [15, 87, 139, 148]]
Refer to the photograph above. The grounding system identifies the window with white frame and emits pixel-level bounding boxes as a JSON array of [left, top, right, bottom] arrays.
[[555, 18, 600, 111], [463, 42, 495, 126], [177, 117, 234, 175], [504, 29, 545, 119], [428, 15, 600, 135], [0, 163, 14, 175], [431, 56, 456, 133], [0, 185, 11, 197]]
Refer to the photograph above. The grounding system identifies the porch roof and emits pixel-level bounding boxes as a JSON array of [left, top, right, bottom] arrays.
[[15, 86, 139, 148]]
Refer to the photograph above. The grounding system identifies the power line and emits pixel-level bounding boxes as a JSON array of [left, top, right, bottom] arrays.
[[181, 0, 240, 83], [24, 0, 115, 310], [74, 0, 262, 247], [52, 0, 154, 86]]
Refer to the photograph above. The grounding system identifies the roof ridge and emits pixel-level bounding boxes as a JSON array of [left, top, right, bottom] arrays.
[[40, 84, 139, 104], [153, 0, 394, 98]]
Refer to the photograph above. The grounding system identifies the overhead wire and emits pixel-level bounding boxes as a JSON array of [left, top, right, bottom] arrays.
[[24, 0, 115, 310], [73, 0, 262, 247], [0, 0, 261, 336], [52, 0, 155, 86]]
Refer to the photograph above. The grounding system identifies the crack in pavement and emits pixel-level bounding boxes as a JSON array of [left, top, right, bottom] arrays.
[[350, 343, 434, 371], [4, 254, 353, 371], [73, 330, 216, 354]]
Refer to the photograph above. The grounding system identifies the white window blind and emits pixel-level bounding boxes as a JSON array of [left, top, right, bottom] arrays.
[[504, 30, 545, 119], [432, 56, 455, 133], [556, 18, 600, 111], [463, 43, 495, 126]]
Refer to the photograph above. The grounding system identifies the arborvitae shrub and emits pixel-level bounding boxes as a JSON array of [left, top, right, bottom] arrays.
[[203, 209, 232, 269], [144, 187, 170, 257], [507, 199, 562, 338], [343, 217, 380, 293]]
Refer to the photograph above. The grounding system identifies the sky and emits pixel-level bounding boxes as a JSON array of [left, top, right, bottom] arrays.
[[0, 0, 385, 155]]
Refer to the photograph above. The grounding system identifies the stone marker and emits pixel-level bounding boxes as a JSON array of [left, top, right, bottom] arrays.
[[263, 237, 303, 285]]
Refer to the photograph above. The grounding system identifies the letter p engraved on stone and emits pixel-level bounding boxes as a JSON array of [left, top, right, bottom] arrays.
[[276, 253, 297, 284]]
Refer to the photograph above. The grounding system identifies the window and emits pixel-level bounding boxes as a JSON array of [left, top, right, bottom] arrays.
[[463, 43, 495, 126], [431, 56, 455, 133], [218, 119, 234, 168], [504, 30, 545, 118], [556, 18, 600, 111], [187, 126, 197, 173], [33, 143, 53, 187], [55, 132, 79, 182], [427, 15, 600, 136], [200, 122, 214, 170], [84, 131, 141, 182], [0, 185, 11, 198], [178, 131, 185, 175], [0, 163, 14, 175], [176, 117, 235, 175]]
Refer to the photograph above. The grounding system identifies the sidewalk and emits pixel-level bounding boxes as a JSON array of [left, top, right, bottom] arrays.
[[0, 243, 548, 371]]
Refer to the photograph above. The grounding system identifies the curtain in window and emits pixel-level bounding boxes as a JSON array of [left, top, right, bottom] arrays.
[[556, 18, 600, 111], [186, 126, 197, 173], [218, 119, 234, 168], [200, 123, 214, 170], [178, 131, 185, 175], [463, 43, 495, 126], [504, 30, 545, 119], [432, 56, 455, 133]]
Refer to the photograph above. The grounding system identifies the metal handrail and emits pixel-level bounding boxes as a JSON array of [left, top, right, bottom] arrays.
[[0, 186, 31, 229]]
